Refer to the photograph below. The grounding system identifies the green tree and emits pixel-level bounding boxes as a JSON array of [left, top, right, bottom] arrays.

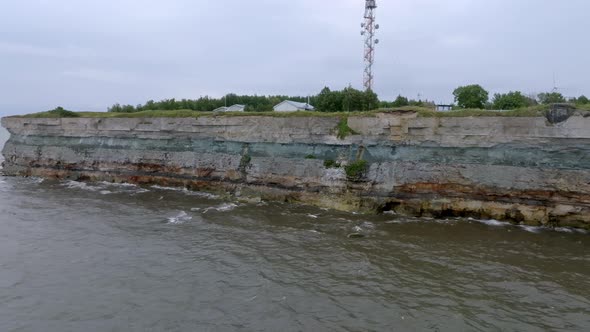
[[453, 84, 489, 109], [107, 103, 122, 112], [538, 92, 566, 104], [392, 95, 409, 107], [492, 91, 529, 110], [316, 87, 343, 112], [363, 89, 379, 111], [575, 95, 589, 105]]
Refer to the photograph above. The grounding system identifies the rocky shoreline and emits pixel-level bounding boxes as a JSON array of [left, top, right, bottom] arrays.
[[2, 111, 590, 229]]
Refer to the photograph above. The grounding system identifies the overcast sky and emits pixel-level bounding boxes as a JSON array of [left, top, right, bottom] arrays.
[[0, 0, 589, 115]]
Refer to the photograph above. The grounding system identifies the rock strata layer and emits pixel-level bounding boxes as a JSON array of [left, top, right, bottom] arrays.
[[2, 113, 590, 229]]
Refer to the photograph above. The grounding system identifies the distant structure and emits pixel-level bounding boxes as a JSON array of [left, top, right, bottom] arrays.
[[436, 104, 453, 112], [274, 100, 315, 112], [361, 0, 379, 91], [213, 104, 245, 112]]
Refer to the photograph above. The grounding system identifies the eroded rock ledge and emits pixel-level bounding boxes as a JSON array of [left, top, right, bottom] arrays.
[[2, 112, 590, 229]]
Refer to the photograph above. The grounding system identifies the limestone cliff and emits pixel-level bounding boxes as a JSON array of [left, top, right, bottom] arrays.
[[2, 112, 590, 229]]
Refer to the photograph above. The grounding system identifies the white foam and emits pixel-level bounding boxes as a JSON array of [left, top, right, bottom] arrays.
[[554, 227, 574, 234], [99, 181, 137, 188], [63, 180, 149, 195], [519, 225, 543, 234], [474, 219, 511, 227], [151, 185, 219, 199], [307, 214, 319, 219], [203, 203, 238, 213], [63, 180, 98, 191], [385, 219, 410, 224], [361, 221, 376, 229], [167, 211, 192, 225]]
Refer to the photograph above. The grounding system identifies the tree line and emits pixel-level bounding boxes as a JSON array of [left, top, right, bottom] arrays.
[[451, 84, 589, 110], [107, 85, 589, 113], [107, 87, 379, 113]]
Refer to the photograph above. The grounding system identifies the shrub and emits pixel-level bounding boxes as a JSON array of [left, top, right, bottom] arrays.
[[344, 160, 368, 180], [336, 118, 358, 139], [575, 95, 589, 105], [48, 106, 79, 118], [538, 92, 566, 104], [492, 91, 530, 110]]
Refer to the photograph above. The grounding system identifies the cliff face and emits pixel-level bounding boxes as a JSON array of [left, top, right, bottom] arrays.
[[2, 113, 590, 229]]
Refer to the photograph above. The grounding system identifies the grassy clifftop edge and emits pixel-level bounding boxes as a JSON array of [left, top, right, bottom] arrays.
[[8, 104, 590, 119]]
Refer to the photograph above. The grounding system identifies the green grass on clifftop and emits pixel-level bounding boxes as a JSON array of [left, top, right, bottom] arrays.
[[12, 105, 574, 119]]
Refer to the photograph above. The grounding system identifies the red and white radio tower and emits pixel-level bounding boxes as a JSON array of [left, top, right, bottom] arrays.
[[361, 0, 379, 91]]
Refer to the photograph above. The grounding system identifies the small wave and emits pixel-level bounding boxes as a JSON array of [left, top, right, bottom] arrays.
[[385, 219, 411, 224], [99, 181, 138, 188], [360, 221, 376, 229], [25, 177, 45, 184], [63, 180, 98, 191], [203, 203, 238, 213], [100, 182, 149, 193], [549, 227, 587, 235], [553, 227, 574, 234], [352, 226, 363, 233], [151, 185, 219, 199], [167, 211, 192, 225], [62, 180, 149, 195], [470, 218, 511, 227], [519, 225, 543, 233], [307, 214, 319, 219]]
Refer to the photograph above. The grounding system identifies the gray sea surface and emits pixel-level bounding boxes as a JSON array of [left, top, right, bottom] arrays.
[[0, 131, 589, 331]]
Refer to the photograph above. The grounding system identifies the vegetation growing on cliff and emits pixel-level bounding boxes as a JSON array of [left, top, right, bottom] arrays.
[[344, 160, 368, 180], [336, 118, 358, 139]]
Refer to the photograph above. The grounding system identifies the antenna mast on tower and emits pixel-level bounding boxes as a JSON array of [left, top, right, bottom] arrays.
[[361, 0, 379, 91]]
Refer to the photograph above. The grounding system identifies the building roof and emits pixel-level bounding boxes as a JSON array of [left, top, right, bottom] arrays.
[[226, 104, 245, 112], [213, 104, 245, 112], [274, 100, 315, 111]]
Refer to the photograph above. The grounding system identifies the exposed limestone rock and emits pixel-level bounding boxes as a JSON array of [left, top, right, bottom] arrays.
[[2, 114, 590, 229]]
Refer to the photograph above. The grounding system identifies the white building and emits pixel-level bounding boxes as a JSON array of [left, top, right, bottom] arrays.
[[273, 100, 315, 112], [212, 106, 228, 112], [213, 104, 246, 112]]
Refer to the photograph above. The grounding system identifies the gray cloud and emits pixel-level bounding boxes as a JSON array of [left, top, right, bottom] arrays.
[[0, 0, 588, 115]]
